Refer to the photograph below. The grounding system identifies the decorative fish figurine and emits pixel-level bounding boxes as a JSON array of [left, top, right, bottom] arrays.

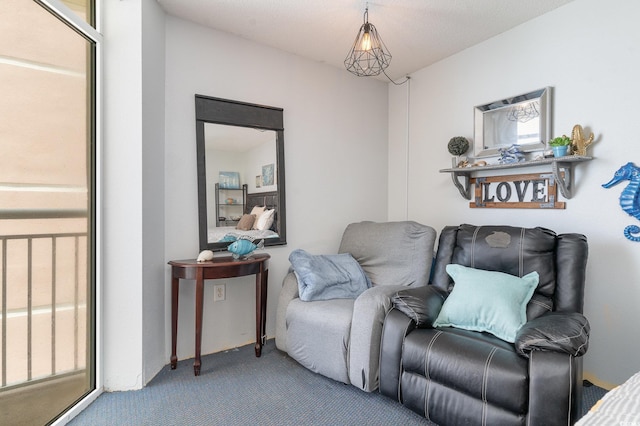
[[227, 236, 264, 259]]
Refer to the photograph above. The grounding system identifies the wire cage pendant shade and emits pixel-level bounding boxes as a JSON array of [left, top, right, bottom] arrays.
[[344, 7, 392, 77]]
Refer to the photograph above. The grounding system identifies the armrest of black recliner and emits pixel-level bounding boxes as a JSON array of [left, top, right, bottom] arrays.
[[379, 308, 416, 400], [515, 312, 590, 358], [390, 285, 447, 328], [380, 286, 445, 400]]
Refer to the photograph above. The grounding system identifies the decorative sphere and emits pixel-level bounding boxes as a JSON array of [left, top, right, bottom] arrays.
[[448, 136, 469, 156]]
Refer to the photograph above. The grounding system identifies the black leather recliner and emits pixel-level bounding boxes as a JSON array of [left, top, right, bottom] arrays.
[[379, 224, 590, 426]]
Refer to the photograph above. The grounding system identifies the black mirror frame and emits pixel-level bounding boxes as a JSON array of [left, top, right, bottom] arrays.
[[195, 94, 287, 251]]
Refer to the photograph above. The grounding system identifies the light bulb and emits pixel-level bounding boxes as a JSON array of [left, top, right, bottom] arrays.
[[360, 31, 372, 51]]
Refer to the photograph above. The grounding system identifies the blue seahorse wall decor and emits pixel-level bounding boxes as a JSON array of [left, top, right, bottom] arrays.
[[602, 162, 640, 242]]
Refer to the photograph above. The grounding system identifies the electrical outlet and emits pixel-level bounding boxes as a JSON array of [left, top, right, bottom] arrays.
[[213, 284, 226, 302]]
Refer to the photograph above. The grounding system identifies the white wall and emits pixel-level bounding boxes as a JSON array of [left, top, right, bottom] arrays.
[[102, 0, 166, 391], [141, 0, 166, 385], [164, 17, 389, 361], [389, 0, 640, 387], [245, 141, 277, 193], [102, 1, 144, 390]]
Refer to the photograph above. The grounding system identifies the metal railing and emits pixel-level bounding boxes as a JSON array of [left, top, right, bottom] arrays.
[[0, 211, 88, 390]]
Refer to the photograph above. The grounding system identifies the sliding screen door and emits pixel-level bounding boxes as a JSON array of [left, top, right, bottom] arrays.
[[0, 0, 97, 424]]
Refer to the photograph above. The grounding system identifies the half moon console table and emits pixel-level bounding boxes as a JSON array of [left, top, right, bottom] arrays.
[[168, 253, 270, 376]]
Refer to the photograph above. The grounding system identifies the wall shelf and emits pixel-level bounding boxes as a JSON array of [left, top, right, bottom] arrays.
[[440, 156, 592, 200]]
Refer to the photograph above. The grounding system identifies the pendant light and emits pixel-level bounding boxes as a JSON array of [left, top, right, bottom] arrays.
[[344, 5, 392, 77]]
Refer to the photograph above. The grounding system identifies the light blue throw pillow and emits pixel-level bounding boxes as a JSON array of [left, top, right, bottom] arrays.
[[289, 249, 372, 302], [433, 264, 539, 343]]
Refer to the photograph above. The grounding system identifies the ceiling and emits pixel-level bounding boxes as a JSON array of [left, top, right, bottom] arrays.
[[205, 122, 274, 152], [156, 0, 575, 81]]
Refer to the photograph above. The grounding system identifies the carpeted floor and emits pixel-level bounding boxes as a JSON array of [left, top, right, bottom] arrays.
[[69, 341, 607, 426]]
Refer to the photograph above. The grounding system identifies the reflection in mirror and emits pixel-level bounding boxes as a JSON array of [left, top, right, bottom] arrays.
[[474, 87, 551, 158], [205, 124, 277, 239], [195, 95, 286, 251]]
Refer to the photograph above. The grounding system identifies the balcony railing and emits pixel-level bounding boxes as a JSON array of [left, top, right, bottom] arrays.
[[0, 210, 88, 390]]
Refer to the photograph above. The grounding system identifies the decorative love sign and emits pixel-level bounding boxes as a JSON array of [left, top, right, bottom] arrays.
[[470, 172, 565, 209]]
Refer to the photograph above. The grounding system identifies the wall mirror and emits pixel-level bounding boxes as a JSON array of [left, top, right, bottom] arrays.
[[195, 95, 286, 251], [473, 87, 551, 158]]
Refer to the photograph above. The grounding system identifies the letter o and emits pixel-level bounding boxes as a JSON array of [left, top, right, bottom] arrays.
[[496, 182, 512, 202]]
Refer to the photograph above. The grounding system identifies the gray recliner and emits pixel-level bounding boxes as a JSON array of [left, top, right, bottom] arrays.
[[275, 221, 436, 392]]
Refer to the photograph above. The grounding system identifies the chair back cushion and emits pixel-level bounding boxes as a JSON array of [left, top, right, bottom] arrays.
[[431, 224, 588, 317], [338, 221, 436, 288]]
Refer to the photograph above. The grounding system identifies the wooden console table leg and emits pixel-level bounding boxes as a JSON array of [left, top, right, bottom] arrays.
[[261, 269, 268, 345], [254, 267, 269, 357], [170, 275, 179, 369], [254, 271, 262, 357], [194, 268, 204, 376]]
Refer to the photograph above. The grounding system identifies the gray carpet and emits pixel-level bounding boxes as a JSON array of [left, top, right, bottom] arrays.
[[69, 341, 607, 426]]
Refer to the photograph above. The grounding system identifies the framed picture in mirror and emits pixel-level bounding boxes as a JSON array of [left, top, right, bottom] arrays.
[[219, 171, 240, 189]]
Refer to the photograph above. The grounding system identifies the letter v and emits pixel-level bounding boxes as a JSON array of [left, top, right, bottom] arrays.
[[514, 180, 530, 202]]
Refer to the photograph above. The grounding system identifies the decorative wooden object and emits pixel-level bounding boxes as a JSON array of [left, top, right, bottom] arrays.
[[470, 172, 565, 209]]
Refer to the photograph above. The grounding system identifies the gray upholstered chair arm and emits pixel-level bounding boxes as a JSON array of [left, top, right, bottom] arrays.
[[348, 284, 408, 392], [515, 312, 590, 358], [275, 271, 299, 352], [391, 285, 447, 327]]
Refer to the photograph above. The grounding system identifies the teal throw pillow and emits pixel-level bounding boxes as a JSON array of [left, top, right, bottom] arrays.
[[433, 264, 539, 343]]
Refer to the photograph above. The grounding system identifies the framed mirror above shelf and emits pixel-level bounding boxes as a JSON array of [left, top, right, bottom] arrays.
[[474, 87, 551, 158], [440, 156, 593, 200]]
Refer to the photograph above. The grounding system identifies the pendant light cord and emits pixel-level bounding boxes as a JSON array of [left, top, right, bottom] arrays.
[[405, 76, 411, 220], [383, 69, 410, 85]]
